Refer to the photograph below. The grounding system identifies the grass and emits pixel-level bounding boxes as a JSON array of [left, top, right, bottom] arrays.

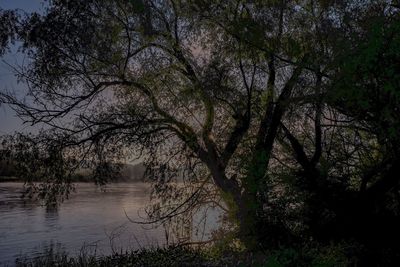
[[13, 242, 360, 267], [15, 246, 225, 267]]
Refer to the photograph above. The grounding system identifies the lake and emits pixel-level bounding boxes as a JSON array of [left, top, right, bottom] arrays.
[[0, 182, 219, 266]]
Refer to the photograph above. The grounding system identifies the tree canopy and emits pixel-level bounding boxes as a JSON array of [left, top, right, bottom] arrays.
[[1, 0, 400, 263]]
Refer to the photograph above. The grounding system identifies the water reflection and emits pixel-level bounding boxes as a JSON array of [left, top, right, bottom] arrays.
[[44, 205, 59, 225], [0, 182, 220, 266], [45, 204, 58, 213], [0, 183, 164, 266]]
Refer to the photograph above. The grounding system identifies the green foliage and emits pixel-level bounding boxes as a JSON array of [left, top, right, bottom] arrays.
[[0, 134, 75, 204], [2, 1, 400, 262], [220, 190, 239, 223], [16, 246, 224, 267], [330, 17, 400, 142], [263, 242, 359, 267], [15, 241, 365, 267], [245, 150, 269, 194], [129, 0, 145, 14]]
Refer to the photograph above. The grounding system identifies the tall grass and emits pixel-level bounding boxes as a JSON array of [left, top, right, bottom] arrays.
[[14, 241, 358, 267], [15, 246, 222, 267]]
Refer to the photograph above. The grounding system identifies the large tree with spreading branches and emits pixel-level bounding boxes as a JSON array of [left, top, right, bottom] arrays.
[[1, 0, 400, 258]]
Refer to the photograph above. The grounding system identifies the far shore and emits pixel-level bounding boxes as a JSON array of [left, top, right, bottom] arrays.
[[0, 176, 19, 182], [0, 176, 146, 183]]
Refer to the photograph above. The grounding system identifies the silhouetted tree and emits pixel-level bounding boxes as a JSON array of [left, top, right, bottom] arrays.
[[1, 1, 400, 257]]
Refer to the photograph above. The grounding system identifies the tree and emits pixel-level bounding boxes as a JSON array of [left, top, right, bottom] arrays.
[[1, 0, 400, 255], [325, 9, 400, 247], [0, 8, 18, 56], [1, 0, 306, 247]]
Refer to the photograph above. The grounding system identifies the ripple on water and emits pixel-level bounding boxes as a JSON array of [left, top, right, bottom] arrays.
[[0, 183, 162, 266], [0, 182, 220, 266]]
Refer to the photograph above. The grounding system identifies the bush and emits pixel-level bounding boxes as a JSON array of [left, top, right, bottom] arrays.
[[14, 241, 371, 267]]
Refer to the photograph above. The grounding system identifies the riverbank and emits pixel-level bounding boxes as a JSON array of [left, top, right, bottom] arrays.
[[13, 242, 361, 267], [0, 176, 18, 182], [15, 246, 224, 267], [15, 240, 400, 266]]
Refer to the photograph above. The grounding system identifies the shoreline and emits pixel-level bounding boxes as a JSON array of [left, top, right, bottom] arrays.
[[0, 176, 146, 183]]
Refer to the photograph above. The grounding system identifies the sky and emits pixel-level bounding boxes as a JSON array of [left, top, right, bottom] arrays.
[[0, 0, 45, 134]]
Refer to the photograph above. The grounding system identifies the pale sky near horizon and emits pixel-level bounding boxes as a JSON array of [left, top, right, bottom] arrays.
[[0, 0, 45, 134]]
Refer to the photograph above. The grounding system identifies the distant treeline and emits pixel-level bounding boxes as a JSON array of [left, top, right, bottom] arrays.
[[0, 160, 145, 182], [0, 159, 17, 180]]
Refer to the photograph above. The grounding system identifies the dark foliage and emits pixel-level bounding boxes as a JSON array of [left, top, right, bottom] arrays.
[[1, 1, 400, 264]]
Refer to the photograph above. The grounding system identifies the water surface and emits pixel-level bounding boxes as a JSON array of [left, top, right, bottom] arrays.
[[0, 182, 173, 266]]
